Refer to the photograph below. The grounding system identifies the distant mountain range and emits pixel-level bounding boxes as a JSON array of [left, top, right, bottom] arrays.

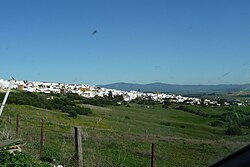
[[98, 82, 250, 94]]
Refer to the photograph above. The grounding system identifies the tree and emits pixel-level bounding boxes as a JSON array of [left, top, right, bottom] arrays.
[[68, 110, 77, 118], [225, 119, 242, 136], [108, 91, 113, 99], [217, 98, 228, 105], [225, 113, 243, 136]]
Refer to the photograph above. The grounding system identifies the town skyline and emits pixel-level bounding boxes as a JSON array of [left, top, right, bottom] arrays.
[[1, 77, 250, 95], [1, 77, 241, 107]]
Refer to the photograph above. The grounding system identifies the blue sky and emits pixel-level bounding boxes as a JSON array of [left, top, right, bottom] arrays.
[[0, 0, 250, 85]]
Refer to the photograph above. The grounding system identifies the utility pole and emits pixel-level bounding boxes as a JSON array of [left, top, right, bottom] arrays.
[[0, 79, 13, 117]]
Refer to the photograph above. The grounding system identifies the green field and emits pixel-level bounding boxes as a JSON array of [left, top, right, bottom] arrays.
[[0, 101, 250, 166]]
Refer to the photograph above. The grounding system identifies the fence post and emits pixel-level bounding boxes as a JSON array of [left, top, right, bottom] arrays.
[[151, 143, 156, 167], [40, 119, 45, 159], [16, 114, 19, 138], [74, 127, 83, 167]]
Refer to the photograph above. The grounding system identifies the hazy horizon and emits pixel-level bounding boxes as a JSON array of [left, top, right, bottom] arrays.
[[1, 76, 250, 87]]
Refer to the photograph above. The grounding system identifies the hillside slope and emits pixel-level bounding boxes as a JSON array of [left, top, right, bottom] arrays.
[[99, 82, 250, 93]]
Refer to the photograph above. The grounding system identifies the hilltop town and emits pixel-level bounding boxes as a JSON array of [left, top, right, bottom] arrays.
[[1, 78, 246, 107]]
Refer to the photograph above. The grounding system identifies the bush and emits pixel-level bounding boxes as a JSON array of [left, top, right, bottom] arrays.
[[68, 111, 77, 118], [209, 120, 224, 127], [125, 116, 131, 119], [241, 117, 250, 128], [136, 97, 157, 105], [162, 104, 169, 109], [160, 121, 171, 126], [175, 106, 210, 117], [43, 145, 60, 161], [225, 122, 243, 136], [0, 151, 50, 166], [75, 107, 92, 115]]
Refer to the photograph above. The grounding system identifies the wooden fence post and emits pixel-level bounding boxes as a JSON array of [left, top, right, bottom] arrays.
[[151, 143, 156, 167], [40, 119, 45, 159], [16, 114, 19, 138], [74, 127, 83, 167]]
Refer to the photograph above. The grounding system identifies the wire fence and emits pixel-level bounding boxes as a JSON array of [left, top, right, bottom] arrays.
[[0, 110, 246, 167], [0, 113, 160, 167]]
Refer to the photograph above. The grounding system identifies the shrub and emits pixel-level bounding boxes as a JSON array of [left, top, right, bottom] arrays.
[[125, 116, 131, 119], [241, 118, 250, 128], [68, 111, 77, 118], [160, 121, 171, 126], [175, 106, 210, 117], [225, 122, 243, 136], [43, 145, 60, 161], [162, 104, 169, 109], [209, 120, 224, 127], [75, 107, 92, 115], [0, 151, 50, 166]]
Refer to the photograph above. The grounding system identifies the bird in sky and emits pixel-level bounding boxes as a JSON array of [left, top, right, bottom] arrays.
[[92, 30, 97, 35], [218, 72, 231, 80]]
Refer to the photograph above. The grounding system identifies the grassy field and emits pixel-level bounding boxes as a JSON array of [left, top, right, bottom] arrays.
[[0, 102, 249, 166]]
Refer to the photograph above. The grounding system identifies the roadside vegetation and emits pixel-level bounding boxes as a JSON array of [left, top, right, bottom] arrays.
[[0, 151, 50, 167]]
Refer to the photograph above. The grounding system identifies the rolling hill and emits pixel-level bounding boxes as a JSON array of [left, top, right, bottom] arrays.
[[99, 82, 250, 94]]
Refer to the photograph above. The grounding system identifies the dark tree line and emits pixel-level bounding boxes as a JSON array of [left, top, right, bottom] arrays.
[[0, 91, 127, 117], [131, 97, 159, 105], [67, 92, 125, 107], [175, 105, 210, 117], [0, 92, 92, 117]]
